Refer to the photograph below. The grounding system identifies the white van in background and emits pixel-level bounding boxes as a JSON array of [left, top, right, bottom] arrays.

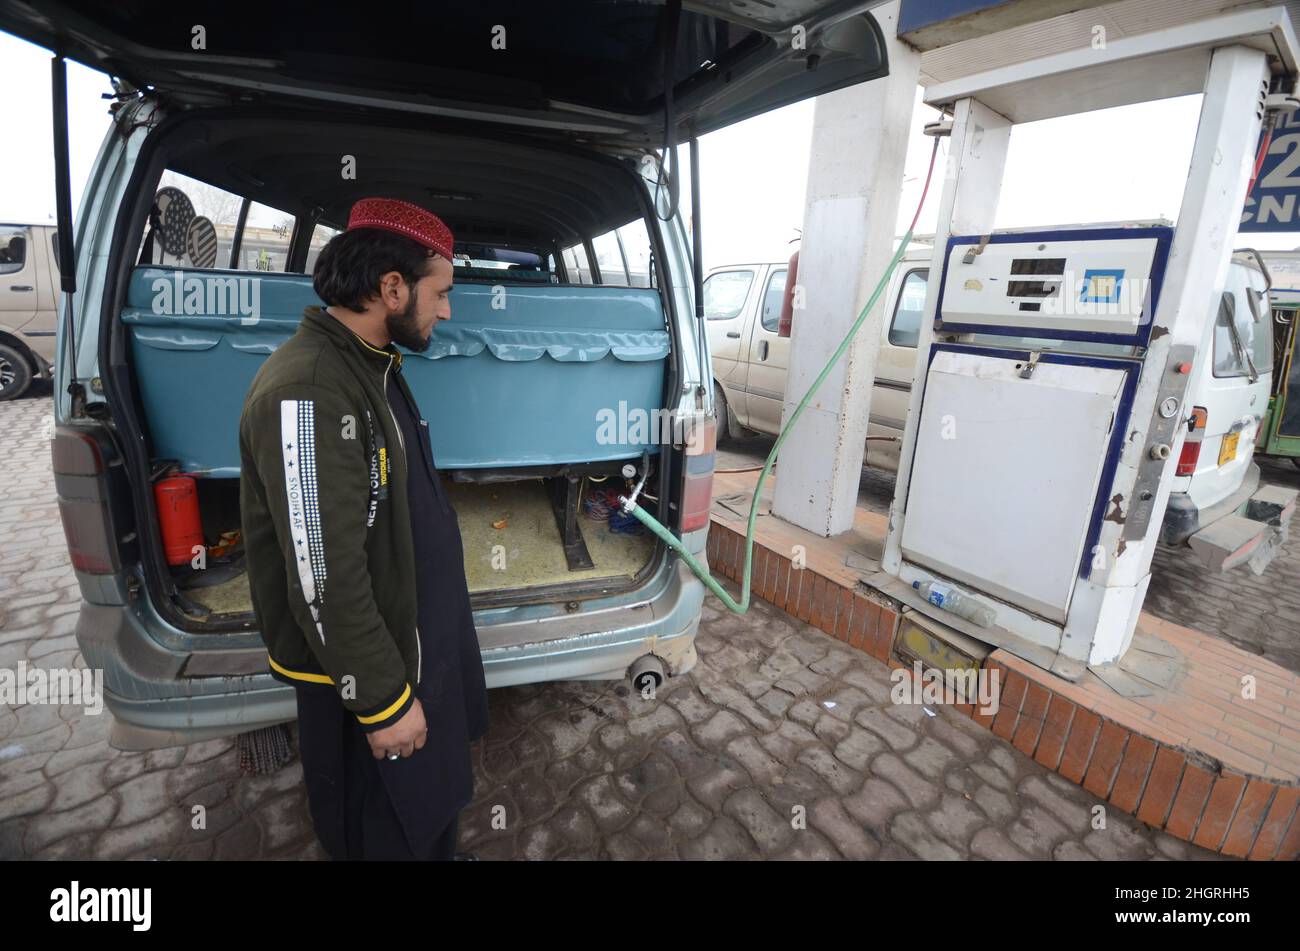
[[705, 244, 931, 473], [1160, 249, 1276, 554], [0, 222, 59, 399], [706, 240, 1292, 574]]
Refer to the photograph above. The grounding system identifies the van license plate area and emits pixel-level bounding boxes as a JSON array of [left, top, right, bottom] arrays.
[[1218, 431, 1240, 466]]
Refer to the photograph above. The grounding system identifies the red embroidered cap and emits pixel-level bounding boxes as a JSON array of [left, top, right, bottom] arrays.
[[346, 197, 454, 260]]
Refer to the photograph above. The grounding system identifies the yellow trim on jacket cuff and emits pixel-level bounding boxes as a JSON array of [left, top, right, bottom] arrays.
[[357, 683, 413, 725], [268, 655, 333, 684]]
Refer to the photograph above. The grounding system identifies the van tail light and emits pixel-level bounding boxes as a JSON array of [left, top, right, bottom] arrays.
[[1175, 442, 1201, 477], [52, 428, 121, 575], [679, 415, 716, 533], [1176, 406, 1209, 477]]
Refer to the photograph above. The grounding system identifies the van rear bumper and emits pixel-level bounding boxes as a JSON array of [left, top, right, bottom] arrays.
[[1160, 462, 1261, 545], [77, 552, 706, 751], [1160, 464, 1296, 573], [479, 559, 705, 688]]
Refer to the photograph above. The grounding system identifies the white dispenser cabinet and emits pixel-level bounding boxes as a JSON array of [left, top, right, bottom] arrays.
[[886, 225, 1195, 677], [901, 348, 1130, 624], [877, 9, 1295, 679]]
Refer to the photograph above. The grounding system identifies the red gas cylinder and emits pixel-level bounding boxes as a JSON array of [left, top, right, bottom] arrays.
[[154, 476, 204, 566]]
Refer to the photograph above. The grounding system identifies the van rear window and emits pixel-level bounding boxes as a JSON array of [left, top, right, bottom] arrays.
[[453, 244, 554, 284], [136, 171, 294, 273], [1212, 289, 1272, 378]]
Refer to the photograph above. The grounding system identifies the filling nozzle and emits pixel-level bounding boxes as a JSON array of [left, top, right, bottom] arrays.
[[618, 451, 651, 513]]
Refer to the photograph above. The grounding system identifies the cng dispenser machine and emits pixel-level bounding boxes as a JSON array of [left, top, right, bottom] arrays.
[[621, 6, 1300, 684], [899, 227, 1173, 627], [879, 8, 1300, 680]]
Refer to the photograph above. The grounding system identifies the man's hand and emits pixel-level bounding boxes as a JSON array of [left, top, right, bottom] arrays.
[[366, 701, 428, 759]]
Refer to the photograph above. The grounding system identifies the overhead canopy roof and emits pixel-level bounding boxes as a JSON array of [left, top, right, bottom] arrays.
[[900, 0, 1116, 51], [914, 0, 1300, 95], [922, 5, 1299, 122]]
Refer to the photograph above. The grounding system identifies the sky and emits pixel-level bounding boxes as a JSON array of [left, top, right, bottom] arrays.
[[5, 28, 1300, 267]]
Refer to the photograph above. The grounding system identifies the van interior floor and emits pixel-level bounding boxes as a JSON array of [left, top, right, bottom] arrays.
[[446, 479, 655, 594], [178, 476, 656, 617], [181, 570, 252, 616]]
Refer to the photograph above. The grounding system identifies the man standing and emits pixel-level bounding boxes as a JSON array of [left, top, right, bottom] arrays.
[[239, 197, 489, 860]]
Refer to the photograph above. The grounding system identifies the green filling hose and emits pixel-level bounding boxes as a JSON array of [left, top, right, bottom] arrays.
[[622, 227, 916, 614]]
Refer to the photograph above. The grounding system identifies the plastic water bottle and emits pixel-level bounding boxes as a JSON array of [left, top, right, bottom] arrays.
[[913, 580, 996, 628]]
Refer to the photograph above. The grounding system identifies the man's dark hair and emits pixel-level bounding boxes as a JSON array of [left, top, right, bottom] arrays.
[[312, 227, 435, 312]]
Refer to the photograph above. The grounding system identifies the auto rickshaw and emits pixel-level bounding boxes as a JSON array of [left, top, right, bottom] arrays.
[[1258, 253, 1300, 468]]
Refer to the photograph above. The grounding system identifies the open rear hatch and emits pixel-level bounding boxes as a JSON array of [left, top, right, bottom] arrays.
[[0, 0, 888, 150], [25, 0, 893, 632], [123, 216, 678, 624]]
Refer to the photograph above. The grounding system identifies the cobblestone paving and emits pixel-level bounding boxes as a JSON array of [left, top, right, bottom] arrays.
[[1147, 457, 1300, 676], [721, 435, 1300, 676], [2, 392, 1220, 859]]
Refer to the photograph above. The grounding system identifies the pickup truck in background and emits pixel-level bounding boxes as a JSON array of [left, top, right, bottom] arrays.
[[705, 239, 1296, 574], [0, 221, 59, 400]]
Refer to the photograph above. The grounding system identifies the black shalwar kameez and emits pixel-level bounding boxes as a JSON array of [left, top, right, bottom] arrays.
[[293, 363, 490, 861]]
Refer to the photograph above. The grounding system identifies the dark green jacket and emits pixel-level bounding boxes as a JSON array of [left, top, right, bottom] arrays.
[[239, 306, 420, 732]]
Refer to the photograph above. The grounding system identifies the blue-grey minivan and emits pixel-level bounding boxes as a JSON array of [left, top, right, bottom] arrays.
[[6, 0, 890, 748]]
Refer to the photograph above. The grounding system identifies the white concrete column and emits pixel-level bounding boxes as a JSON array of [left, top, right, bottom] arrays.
[[772, 0, 921, 536]]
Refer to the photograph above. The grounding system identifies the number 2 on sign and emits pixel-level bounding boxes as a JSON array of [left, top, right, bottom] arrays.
[[1261, 134, 1300, 190]]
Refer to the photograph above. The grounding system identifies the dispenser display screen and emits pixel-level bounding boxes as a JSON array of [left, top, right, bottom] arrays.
[[1007, 257, 1065, 299], [1006, 280, 1060, 297], [1009, 257, 1066, 275]]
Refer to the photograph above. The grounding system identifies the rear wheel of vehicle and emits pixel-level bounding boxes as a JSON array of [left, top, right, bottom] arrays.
[[0, 344, 33, 401], [1291, 458, 1300, 471], [713, 382, 734, 446]]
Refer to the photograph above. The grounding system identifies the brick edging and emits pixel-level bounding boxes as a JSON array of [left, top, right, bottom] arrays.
[[704, 520, 1300, 860], [970, 657, 1300, 860]]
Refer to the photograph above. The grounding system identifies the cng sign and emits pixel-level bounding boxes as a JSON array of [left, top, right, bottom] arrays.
[[1242, 112, 1300, 231]]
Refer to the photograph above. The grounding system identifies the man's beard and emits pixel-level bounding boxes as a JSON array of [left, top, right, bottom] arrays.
[[385, 285, 431, 352]]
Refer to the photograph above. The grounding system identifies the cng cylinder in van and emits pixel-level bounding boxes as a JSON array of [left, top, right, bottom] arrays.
[[154, 476, 204, 566]]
